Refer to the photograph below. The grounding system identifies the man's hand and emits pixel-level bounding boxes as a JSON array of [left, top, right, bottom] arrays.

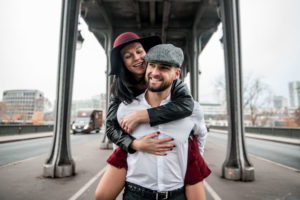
[[130, 132, 176, 156], [120, 110, 150, 134]]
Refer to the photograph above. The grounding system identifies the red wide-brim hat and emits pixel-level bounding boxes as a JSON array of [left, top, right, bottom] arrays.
[[110, 32, 162, 75]]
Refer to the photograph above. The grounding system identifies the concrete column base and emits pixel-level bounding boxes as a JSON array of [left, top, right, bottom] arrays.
[[43, 162, 75, 178], [223, 167, 241, 180], [99, 142, 113, 150], [242, 166, 255, 181], [223, 166, 255, 181]]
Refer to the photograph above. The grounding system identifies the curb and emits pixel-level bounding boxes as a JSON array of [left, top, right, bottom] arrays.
[[0, 133, 53, 144]]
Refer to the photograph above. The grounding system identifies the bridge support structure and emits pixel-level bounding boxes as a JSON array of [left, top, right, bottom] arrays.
[[190, 31, 200, 101], [100, 31, 114, 149], [220, 0, 255, 181], [43, 0, 80, 178]]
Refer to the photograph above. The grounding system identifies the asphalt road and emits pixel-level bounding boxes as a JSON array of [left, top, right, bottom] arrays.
[[207, 131, 300, 170], [1, 131, 299, 171], [0, 133, 102, 166]]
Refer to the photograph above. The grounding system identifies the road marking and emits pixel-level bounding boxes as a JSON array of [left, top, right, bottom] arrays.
[[249, 153, 299, 172], [204, 180, 222, 200], [68, 166, 107, 200], [209, 132, 300, 172]]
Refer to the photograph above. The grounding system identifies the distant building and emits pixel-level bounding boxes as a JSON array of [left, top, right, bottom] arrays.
[[2, 90, 45, 120], [273, 96, 287, 110], [71, 93, 107, 120], [289, 81, 300, 108], [200, 103, 227, 119]]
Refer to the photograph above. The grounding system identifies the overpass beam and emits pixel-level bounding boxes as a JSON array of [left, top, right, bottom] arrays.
[[190, 32, 200, 101], [43, 0, 80, 177], [220, 0, 255, 181], [161, 0, 171, 43]]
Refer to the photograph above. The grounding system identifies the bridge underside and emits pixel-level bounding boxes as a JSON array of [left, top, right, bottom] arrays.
[[43, 0, 255, 182], [81, 0, 221, 100]]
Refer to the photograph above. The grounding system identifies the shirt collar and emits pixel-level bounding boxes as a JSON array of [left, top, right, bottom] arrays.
[[140, 90, 171, 107]]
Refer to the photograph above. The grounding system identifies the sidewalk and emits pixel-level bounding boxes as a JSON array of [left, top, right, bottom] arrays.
[[0, 134, 299, 200]]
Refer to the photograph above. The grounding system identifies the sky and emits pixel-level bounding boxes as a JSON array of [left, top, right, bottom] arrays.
[[0, 0, 300, 106]]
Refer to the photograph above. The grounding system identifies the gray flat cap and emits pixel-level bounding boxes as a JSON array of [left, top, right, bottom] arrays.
[[144, 44, 184, 67]]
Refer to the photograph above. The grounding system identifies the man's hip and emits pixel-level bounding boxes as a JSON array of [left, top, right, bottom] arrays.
[[123, 182, 186, 200]]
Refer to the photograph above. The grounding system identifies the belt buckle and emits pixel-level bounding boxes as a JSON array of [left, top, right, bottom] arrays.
[[156, 191, 168, 200]]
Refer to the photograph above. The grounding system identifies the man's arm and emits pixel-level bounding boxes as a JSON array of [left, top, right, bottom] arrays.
[[120, 79, 194, 131], [106, 97, 136, 153], [191, 102, 208, 155]]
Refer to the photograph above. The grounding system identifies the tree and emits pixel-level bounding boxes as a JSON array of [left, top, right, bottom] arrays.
[[294, 107, 300, 127], [243, 75, 272, 126], [31, 112, 44, 125], [0, 103, 7, 123], [214, 74, 272, 126]]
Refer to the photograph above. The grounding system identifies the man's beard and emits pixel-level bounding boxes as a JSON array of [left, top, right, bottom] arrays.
[[146, 75, 173, 92]]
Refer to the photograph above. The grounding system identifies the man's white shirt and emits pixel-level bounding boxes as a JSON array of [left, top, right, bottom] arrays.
[[117, 91, 207, 192]]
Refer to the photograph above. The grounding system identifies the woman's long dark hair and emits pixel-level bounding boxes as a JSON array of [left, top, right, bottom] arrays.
[[111, 62, 144, 104]]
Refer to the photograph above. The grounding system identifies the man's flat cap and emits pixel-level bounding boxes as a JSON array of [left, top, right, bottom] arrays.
[[145, 44, 184, 67]]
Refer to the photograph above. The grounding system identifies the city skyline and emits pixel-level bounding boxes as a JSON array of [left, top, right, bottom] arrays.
[[0, 0, 300, 105]]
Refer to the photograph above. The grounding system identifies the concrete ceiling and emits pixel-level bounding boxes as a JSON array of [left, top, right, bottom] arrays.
[[81, 0, 221, 52]]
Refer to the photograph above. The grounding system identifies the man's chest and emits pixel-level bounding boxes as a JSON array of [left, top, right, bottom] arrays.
[[133, 117, 195, 144]]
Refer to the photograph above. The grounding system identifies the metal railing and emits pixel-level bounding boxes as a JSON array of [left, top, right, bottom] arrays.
[[0, 124, 54, 135]]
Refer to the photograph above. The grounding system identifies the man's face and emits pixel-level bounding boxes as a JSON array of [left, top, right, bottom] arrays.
[[145, 62, 181, 92]]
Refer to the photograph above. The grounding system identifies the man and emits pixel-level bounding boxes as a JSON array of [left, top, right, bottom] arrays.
[[117, 44, 208, 200]]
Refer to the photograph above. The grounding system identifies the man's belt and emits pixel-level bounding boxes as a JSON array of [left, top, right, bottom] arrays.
[[125, 182, 185, 200]]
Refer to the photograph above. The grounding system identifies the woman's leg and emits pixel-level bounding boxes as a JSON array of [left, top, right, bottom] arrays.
[[184, 135, 211, 200], [185, 181, 206, 200], [95, 164, 127, 200]]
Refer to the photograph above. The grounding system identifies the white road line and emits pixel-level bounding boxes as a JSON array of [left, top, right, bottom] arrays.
[[68, 165, 223, 200], [68, 166, 107, 200], [204, 180, 222, 200]]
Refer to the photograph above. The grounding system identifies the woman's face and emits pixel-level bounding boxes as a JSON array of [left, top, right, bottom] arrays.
[[121, 42, 146, 80]]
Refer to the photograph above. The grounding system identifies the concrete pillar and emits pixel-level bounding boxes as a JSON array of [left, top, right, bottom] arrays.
[[100, 32, 113, 149], [190, 32, 199, 101], [43, 0, 80, 178], [220, 0, 255, 181]]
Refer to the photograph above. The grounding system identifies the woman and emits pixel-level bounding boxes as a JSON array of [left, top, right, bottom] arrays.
[[95, 32, 210, 200]]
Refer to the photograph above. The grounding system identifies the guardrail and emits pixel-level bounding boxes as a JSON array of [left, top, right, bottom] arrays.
[[0, 124, 54, 135], [210, 126, 300, 139]]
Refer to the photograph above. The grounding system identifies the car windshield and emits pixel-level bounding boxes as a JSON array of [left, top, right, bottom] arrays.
[[75, 117, 90, 123]]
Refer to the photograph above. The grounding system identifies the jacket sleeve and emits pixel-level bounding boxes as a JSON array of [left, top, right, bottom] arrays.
[[106, 97, 136, 153], [147, 79, 194, 126]]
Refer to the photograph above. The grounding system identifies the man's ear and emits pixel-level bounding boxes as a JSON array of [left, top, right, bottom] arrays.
[[174, 68, 181, 79]]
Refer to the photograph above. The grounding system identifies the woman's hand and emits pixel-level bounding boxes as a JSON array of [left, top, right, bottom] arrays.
[[130, 132, 176, 156], [120, 110, 150, 134]]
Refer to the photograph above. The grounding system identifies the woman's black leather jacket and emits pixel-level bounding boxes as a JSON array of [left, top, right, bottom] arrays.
[[106, 79, 194, 153]]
